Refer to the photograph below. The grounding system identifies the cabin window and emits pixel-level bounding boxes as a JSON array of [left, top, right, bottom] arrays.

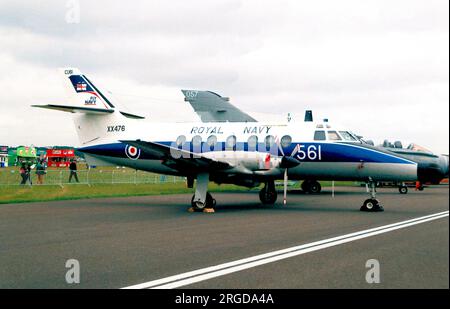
[[176, 135, 186, 147], [314, 130, 326, 141], [192, 135, 202, 148], [339, 131, 357, 141], [247, 135, 258, 150], [280, 135, 292, 148], [327, 131, 342, 141], [206, 135, 217, 148], [265, 135, 276, 150], [226, 135, 237, 150]]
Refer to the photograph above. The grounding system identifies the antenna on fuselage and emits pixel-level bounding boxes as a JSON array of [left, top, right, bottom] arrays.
[[304, 110, 313, 122], [287, 113, 292, 123]]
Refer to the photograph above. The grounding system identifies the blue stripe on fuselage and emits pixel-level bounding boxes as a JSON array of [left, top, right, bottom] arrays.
[[78, 142, 415, 165]]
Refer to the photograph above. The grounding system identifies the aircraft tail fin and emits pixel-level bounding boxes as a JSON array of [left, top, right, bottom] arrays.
[[33, 68, 145, 119], [181, 90, 257, 123]]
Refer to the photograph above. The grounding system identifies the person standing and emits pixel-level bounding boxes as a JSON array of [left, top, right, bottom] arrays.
[[19, 163, 27, 185], [36, 160, 46, 185], [26, 163, 33, 185], [69, 159, 79, 183]]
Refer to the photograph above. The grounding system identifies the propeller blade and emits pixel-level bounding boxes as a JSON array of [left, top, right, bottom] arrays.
[[291, 144, 300, 157]]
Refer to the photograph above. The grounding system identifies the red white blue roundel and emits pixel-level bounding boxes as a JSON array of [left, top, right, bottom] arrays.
[[125, 145, 140, 160]]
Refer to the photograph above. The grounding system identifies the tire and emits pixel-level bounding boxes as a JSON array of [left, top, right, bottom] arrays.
[[259, 186, 277, 204], [205, 193, 216, 209], [301, 180, 311, 193], [399, 186, 408, 194], [361, 199, 384, 212], [309, 181, 322, 194], [191, 193, 215, 211]]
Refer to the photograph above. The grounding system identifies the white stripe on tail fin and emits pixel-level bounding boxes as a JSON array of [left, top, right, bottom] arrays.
[[33, 68, 144, 119], [32, 68, 145, 146], [33, 68, 114, 114]]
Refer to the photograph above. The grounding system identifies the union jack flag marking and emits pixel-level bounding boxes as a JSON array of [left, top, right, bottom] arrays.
[[76, 83, 87, 91]]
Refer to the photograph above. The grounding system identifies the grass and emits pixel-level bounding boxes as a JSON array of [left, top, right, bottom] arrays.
[[0, 166, 185, 186], [0, 180, 359, 205], [0, 164, 359, 204], [0, 182, 252, 204]]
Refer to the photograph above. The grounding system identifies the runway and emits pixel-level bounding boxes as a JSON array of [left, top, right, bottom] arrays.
[[0, 186, 448, 289]]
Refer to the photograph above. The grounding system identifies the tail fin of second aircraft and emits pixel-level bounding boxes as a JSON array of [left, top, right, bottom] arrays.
[[181, 90, 257, 123]]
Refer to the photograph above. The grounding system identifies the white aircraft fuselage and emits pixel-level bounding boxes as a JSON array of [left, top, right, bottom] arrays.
[[76, 114, 418, 184]]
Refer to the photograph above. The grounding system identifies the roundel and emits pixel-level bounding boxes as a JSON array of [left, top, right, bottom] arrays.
[[125, 145, 141, 160]]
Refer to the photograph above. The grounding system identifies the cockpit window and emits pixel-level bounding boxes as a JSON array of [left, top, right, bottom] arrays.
[[314, 130, 326, 141], [327, 131, 342, 141], [339, 131, 357, 141]]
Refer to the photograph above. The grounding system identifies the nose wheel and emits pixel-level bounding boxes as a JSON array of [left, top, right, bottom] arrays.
[[361, 198, 384, 212], [360, 180, 384, 212]]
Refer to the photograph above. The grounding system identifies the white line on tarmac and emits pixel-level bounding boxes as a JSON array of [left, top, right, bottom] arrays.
[[122, 210, 449, 289]]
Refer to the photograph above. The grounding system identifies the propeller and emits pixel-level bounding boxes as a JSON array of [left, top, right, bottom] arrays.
[[278, 144, 301, 205]]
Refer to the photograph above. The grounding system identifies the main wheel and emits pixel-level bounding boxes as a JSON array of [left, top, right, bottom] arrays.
[[399, 186, 408, 194], [191, 193, 215, 211], [259, 185, 277, 204], [360, 199, 384, 212], [309, 181, 322, 194], [301, 180, 311, 193]]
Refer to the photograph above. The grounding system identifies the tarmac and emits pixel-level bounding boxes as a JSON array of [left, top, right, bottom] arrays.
[[0, 185, 448, 289]]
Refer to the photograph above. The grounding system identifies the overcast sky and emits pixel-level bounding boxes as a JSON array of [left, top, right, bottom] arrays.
[[0, 0, 448, 153]]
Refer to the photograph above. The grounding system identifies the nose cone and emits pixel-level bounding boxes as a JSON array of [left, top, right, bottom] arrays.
[[417, 162, 446, 184], [280, 156, 301, 169]]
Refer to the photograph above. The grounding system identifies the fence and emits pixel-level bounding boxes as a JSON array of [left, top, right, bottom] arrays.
[[0, 168, 186, 186]]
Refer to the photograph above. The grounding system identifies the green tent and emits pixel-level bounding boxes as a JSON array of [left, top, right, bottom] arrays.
[[15, 146, 37, 165]]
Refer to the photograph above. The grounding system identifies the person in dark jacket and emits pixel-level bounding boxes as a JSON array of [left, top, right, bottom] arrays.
[[35, 160, 46, 185], [19, 163, 27, 185], [26, 163, 33, 185], [69, 159, 79, 183]]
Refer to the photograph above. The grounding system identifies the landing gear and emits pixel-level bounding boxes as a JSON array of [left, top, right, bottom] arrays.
[[301, 180, 322, 194], [398, 185, 408, 194], [189, 173, 216, 213], [259, 181, 277, 204], [190, 192, 216, 212], [360, 180, 384, 212]]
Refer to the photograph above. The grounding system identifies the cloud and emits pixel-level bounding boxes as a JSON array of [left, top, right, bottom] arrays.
[[0, 0, 448, 153]]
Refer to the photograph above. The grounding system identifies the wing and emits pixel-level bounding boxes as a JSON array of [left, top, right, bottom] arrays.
[[181, 90, 257, 123], [121, 140, 232, 173]]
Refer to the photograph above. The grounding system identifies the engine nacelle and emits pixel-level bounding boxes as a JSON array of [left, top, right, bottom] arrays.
[[204, 151, 283, 171]]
